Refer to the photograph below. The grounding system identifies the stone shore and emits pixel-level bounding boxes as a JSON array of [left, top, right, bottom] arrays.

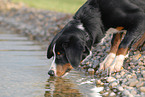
[[81, 35, 145, 97], [0, 0, 72, 49], [0, 1, 144, 97]]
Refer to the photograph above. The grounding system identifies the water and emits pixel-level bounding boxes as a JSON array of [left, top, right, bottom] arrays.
[[0, 31, 103, 97]]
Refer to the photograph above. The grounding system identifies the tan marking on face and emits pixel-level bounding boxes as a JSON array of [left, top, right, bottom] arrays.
[[56, 63, 73, 77], [117, 48, 129, 56], [116, 27, 124, 31]]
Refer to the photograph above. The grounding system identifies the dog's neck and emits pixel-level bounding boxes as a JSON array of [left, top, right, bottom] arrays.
[[74, 0, 105, 46], [75, 22, 93, 49]]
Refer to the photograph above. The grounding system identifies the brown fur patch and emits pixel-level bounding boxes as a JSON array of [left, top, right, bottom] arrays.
[[110, 33, 124, 54], [117, 48, 129, 55], [56, 63, 73, 77], [116, 27, 124, 31]]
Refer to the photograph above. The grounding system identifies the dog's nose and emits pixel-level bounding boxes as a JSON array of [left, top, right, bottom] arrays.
[[48, 70, 55, 76]]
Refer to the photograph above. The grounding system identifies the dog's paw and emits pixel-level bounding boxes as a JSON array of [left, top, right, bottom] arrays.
[[99, 53, 116, 71], [109, 55, 125, 74]]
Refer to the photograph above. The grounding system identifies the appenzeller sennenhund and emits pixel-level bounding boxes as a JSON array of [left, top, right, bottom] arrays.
[[47, 0, 145, 77]]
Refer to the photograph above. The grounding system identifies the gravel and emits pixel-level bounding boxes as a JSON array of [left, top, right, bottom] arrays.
[[81, 35, 145, 96]]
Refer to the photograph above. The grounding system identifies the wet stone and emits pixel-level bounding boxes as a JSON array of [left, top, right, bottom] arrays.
[[102, 92, 109, 97], [100, 90, 106, 94], [88, 68, 94, 75], [96, 79, 102, 85]]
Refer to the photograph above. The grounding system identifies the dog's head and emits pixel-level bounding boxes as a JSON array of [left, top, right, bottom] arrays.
[[47, 21, 90, 77]]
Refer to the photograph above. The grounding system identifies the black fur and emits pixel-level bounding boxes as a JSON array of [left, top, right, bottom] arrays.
[[47, 20, 90, 68], [47, 0, 145, 69]]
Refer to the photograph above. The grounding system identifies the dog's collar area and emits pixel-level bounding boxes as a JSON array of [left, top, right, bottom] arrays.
[[77, 24, 90, 41]]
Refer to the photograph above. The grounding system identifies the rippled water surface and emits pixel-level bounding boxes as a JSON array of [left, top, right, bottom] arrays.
[[0, 31, 103, 97]]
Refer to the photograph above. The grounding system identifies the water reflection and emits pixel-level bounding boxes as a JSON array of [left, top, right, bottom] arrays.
[[45, 77, 83, 97], [0, 30, 102, 97]]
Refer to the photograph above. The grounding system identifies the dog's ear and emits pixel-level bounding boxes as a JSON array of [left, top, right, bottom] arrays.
[[63, 36, 84, 68], [47, 32, 62, 59], [47, 42, 54, 59]]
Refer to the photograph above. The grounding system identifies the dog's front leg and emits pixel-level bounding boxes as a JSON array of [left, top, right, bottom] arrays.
[[99, 32, 124, 71], [109, 29, 140, 73], [109, 48, 128, 73]]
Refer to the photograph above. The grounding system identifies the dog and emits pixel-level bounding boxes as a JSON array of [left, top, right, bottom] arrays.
[[47, 0, 145, 77]]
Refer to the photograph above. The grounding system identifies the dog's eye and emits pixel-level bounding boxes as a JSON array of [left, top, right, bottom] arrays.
[[57, 52, 61, 55], [56, 52, 64, 59]]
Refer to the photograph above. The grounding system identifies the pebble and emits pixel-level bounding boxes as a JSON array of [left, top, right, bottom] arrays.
[[122, 90, 130, 95], [117, 86, 124, 92], [140, 87, 145, 92], [100, 90, 106, 94], [96, 79, 101, 85], [128, 79, 139, 87], [138, 61, 144, 66], [107, 77, 116, 83], [136, 81, 144, 88], [122, 90, 134, 97], [102, 92, 109, 97], [93, 60, 99, 68], [131, 89, 137, 95], [133, 54, 142, 60], [126, 74, 132, 79], [88, 68, 95, 75], [126, 86, 134, 89], [109, 82, 118, 89], [122, 78, 127, 84], [139, 78, 144, 81], [109, 92, 116, 97], [120, 71, 126, 77], [116, 75, 121, 79], [141, 71, 145, 78]]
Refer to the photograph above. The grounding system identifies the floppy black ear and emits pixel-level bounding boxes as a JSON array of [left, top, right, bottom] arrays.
[[63, 37, 84, 68], [47, 32, 62, 59], [47, 42, 54, 59]]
